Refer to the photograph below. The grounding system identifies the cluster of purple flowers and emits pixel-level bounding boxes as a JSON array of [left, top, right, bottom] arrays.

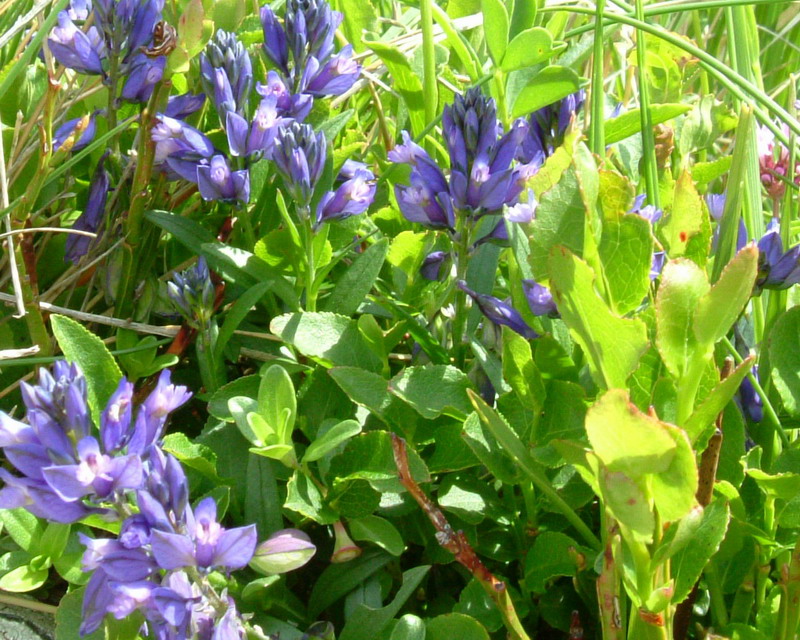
[[48, 0, 168, 103], [272, 123, 376, 227], [390, 89, 579, 338], [0, 363, 267, 639], [167, 257, 215, 329], [151, 0, 365, 214]]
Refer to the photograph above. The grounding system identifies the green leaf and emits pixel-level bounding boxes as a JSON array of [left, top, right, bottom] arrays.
[[328, 366, 417, 432], [328, 479, 381, 518], [428, 424, 481, 473], [746, 469, 800, 501], [529, 167, 585, 276], [322, 239, 388, 316], [502, 328, 546, 415], [303, 419, 362, 463], [655, 258, 710, 379], [50, 314, 122, 422], [162, 432, 219, 481], [0, 509, 45, 554], [339, 566, 430, 640], [585, 389, 677, 478], [259, 364, 296, 443], [271, 312, 383, 372], [245, 454, 283, 537], [328, 431, 430, 493], [548, 247, 648, 389], [209, 375, 260, 422], [390, 615, 426, 640], [461, 412, 520, 484], [285, 470, 338, 524], [671, 499, 730, 603], [56, 588, 104, 640], [308, 549, 393, 617], [427, 613, 489, 640], [599, 468, 655, 544], [210, 0, 244, 31], [500, 27, 563, 72], [524, 531, 586, 593], [658, 172, 711, 264], [511, 66, 581, 119], [363, 40, 425, 136], [769, 306, 800, 416], [39, 523, 71, 560], [598, 214, 653, 316], [684, 356, 755, 445], [0, 564, 48, 592], [319, 109, 356, 141], [389, 364, 472, 420], [605, 104, 693, 145], [213, 282, 272, 361], [694, 245, 758, 346], [349, 515, 405, 557], [480, 0, 508, 64], [337, 0, 377, 51], [650, 423, 698, 522]]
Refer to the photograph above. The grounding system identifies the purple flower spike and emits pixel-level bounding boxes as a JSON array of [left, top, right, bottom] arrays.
[[120, 54, 165, 103], [394, 181, 455, 230], [167, 257, 215, 328], [48, 11, 105, 75], [152, 115, 215, 182], [200, 30, 252, 121], [458, 280, 538, 339], [315, 164, 375, 228], [65, 152, 109, 264], [54, 112, 97, 152], [151, 497, 257, 571], [128, 369, 191, 454], [197, 155, 250, 203], [101, 377, 134, 453], [523, 279, 559, 317], [272, 122, 327, 211], [261, 6, 289, 74], [227, 97, 289, 159]]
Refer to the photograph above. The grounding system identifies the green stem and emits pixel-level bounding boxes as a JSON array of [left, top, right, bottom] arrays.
[[589, 0, 607, 155], [634, 0, 659, 208], [706, 562, 730, 627], [420, 0, 437, 129], [493, 70, 509, 127], [451, 211, 472, 367], [303, 216, 317, 312], [115, 79, 171, 320]]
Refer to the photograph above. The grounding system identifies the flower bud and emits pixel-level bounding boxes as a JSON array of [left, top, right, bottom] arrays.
[[330, 521, 361, 563], [250, 529, 316, 575]]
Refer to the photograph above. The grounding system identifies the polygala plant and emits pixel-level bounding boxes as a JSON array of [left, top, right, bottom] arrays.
[[1, 0, 800, 639]]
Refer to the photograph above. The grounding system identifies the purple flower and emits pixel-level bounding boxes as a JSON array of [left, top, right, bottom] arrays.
[[120, 53, 165, 103], [152, 115, 215, 182], [301, 46, 360, 97], [261, 6, 289, 73], [458, 281, 538, 339], [523, 279, 558, 317], [420, 251, 450, 281], [314, 162, 375, 228], [650, 251, 666, 281], [756, 218, 800, 292], [226, 97, 290, 159], [393, 178, 455, 230], [128, 369, 192, 455], [54, 112, 97, 152], [739, 365, 763, 423], [65, 152, 109, 264], [165, 92, 206, 119], [272, 122, 327, 212], [48, 11, 105, 75], [197, 155, 250, 204], [101, 378, 135, 453], [517, 90, 585, 164], [167, 257, 215, 328], [250, 528, 316, 575], [629, 193, 663, 225], [256, 71, 314, 121], [150, 497, 257, 571], [757, 123, 799, 199], [200, 30, 252, 121]]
